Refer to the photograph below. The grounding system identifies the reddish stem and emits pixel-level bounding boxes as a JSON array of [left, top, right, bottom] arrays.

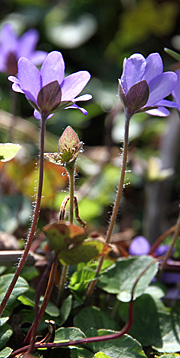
[[0, 116, 46, 316], [25, 260, 58, 352]]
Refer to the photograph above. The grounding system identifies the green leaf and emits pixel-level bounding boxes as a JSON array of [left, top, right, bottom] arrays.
[[153, 309, 180, 353], [93, 353, 111, 358], [60, 239, 110, 265], [0, 324, 13, 349], [118, 293, 165, 346], [118, 294, 180, 352], [57, 295, 72, 326], [0, 347, 13, 358], [54, 327, 86, 343], [164, 48, 180, 62], [158, 355, 180, 358], [98, 256, 158, 302], [0, 274, 29, 312], [74, 306, 119, 334], [87, 330, 147, 358], [0, 143, 21, 162], [70, 347, 93, 358], [43, 221, 86, 253]]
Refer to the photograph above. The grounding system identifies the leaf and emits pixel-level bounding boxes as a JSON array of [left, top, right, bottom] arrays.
[[164, 48, 180, 62], [87, 330, 147, 358], [43, 221, 86, 252], [0, 324, 13, 349], [0, 274, 29, 313], [118, 293, 180, 352], [59, 239, 110, 265], [153, 309, 180, 353], [118, 293, 164, 346], [4, 159, 67, 208], [98, 256, 158, 302], [93, 353, 111, 358], [0, 143, 21, 162], [57, 295, 73, 326], [54, 327, 86, 343], [70, 347, 93, 358], [0, 347, 13, 358], [158, 355, 180, 358], [74, 306, 119, 334]]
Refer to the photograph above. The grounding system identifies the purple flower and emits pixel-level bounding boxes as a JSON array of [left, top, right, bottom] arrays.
[[129, 236, 151, 256], [172, 69, 180, 106], [0, 23, 47, 76], [119, 53, 179, 118], [8, 51, 92, 119]]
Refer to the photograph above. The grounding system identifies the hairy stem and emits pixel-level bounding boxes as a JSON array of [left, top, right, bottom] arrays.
[[57, 264, 68, 306], [28, 259, 58, 353], [86, 112, 131, 297], [160, 207, 180, 273], [68, 166, 75, 224], [0, 115, 46, 316]]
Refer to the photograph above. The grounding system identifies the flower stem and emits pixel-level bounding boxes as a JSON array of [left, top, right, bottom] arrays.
[[28, 259, 58, 353], [86, 112, 131, 297], [57, 264, 68, 306], [0, 115, 47, 316], [160, 207, 180, 273], [68, 166, 75, 224]]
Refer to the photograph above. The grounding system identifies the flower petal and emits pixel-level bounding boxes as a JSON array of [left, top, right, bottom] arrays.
[[61, 71, 91, 101], [120, 54, 146, 94], [18, 29, 39, 58], [172, 69, 180, 104], [29, 51, 47, 66], [75, 94, 92, 101], [145, 107, 170, 116], [34, 109, 54, 120], [40, 51, 65, 87], [157, 99, 180, 109], [143, 53, 163, 83], [146, 72, 177, 106], [0, 24, 17, 54], [18, 57, 41, 104], [65, 103, 88, 115]]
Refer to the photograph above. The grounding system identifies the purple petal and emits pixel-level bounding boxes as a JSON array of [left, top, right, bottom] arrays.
[[65, 103, 88, 115], [34, 109, 41, 119], [34, 109, 54, 120], [0, 24, 17, 54], [146, 72, 177, 106], [157, 99, 180, 109], [12, 82, 24, 93], [142, 53, 163, 83], [129, 236, 151, 255], [8, 75, 19, 83], [120, 54, 146, 94], [18, 57, 41, 104], [18, 29, 39, 58], [29, 51, 47, 66], [61, 71, 91, 101], [172, 69, 180, 104], [40, 51, 65, 87], [75, 94, 92, 101], [145, 107, 170, 116]]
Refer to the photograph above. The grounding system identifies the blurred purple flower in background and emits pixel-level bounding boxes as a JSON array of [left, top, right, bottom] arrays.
[[0, 23, 47, 75], [129, 236, 151, 256], [172, 69, 180, 106], [119, 52, 179, 118], [8, 51, 92, 119]]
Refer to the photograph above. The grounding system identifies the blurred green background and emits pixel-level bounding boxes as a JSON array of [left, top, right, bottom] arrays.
[[0, 0, 180, 243]]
